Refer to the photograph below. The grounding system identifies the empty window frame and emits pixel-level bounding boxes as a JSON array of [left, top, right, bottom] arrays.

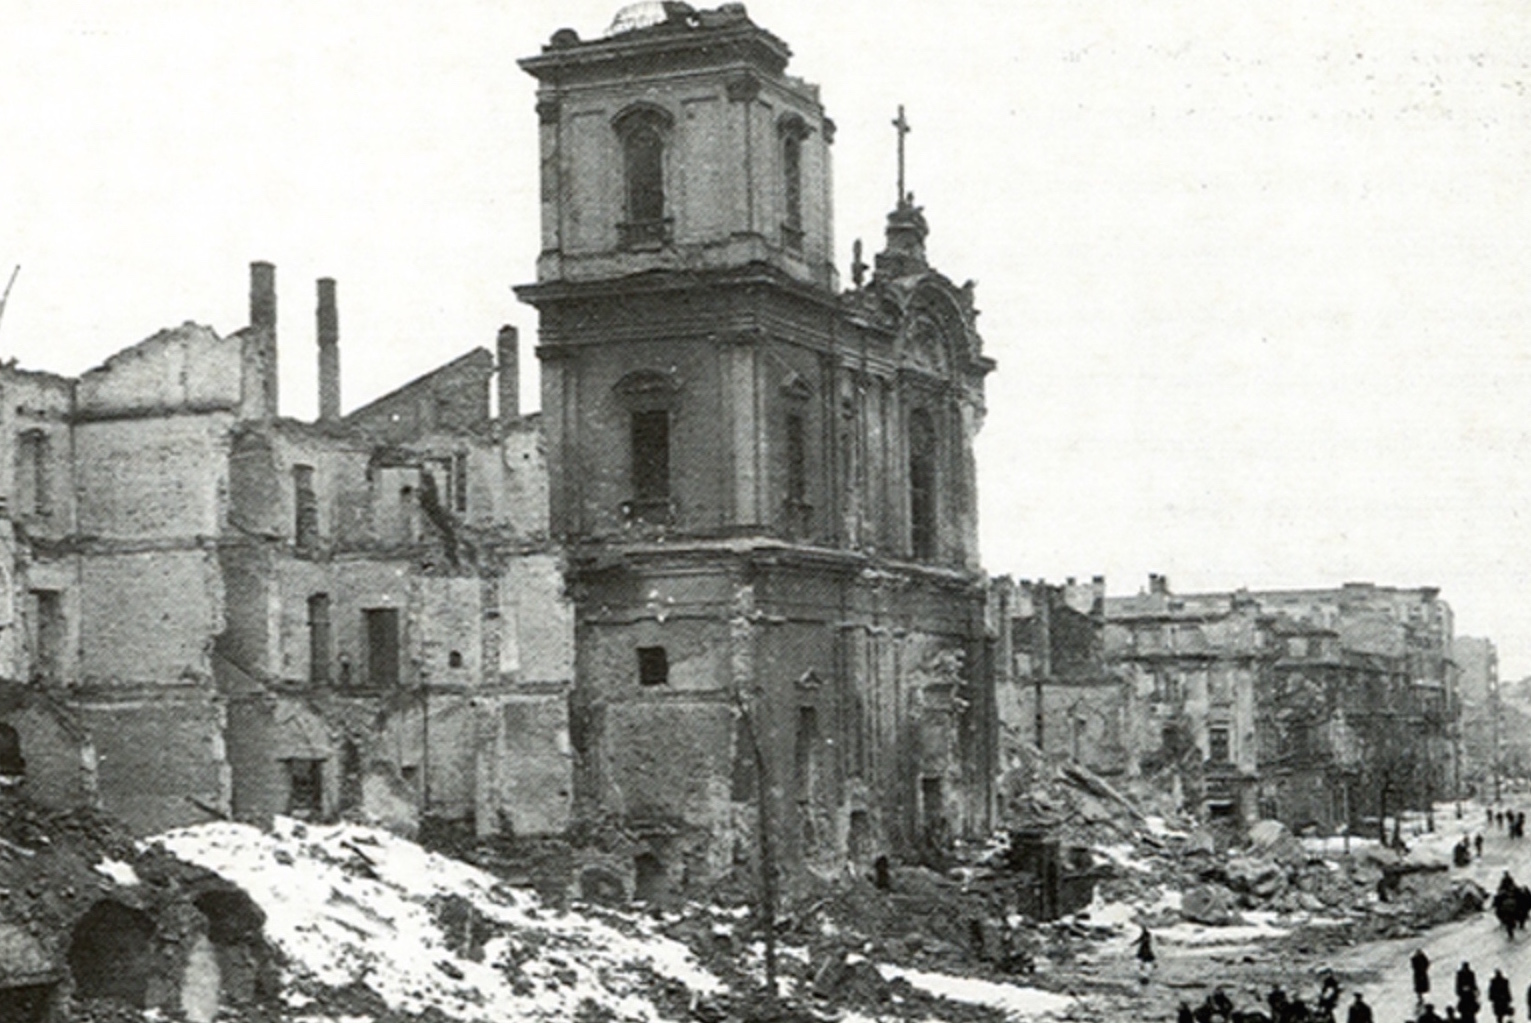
[[1208, 725, 1231, 763], [637, 646, 668, 686], [615, 107, 671, 246], [293, 464, 318, 551], [908, 408, 937, 559], [17, 429, 48, 517], [451, 452, 468, 513], [307, 594, 331, 684], [631, 409, 670, 518], [29, 589, 62, 685], [364, 608, 401, 688]]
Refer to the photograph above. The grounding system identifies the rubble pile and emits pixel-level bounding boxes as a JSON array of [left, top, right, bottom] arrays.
[[0, 790, 279, 1023]]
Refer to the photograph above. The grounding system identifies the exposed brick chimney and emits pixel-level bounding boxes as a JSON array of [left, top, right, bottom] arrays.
[[250, 261, 276, 335], [245, 261, 279, 419], [317, 277, 340, 422], [497, 325, 519, 419]]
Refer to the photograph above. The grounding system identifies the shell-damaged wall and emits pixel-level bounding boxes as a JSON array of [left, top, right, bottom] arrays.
[[216, 367, 573, 838], [0, 266, 572, 843], [572, 552, 990, 891]]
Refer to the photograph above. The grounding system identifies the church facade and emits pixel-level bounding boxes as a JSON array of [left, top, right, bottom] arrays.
[[518, 3, 997, 888]]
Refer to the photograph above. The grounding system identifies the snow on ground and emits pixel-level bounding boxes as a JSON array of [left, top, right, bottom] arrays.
[[875, 962, 1074, 1019], [1094, 843, 1154, 874], [93, 856, 140, 886], [153, 817, 721, 1023]]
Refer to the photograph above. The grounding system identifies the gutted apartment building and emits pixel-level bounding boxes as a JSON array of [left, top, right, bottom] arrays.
[[0, 266, 575, 839], [1090, 577, 1458, 832]]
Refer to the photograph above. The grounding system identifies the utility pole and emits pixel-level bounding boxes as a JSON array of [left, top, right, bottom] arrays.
[[1034, 583, 1051, 751], [1493, 677, 1503, 804]]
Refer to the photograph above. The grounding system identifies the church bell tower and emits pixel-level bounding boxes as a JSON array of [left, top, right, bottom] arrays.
[[516, 3, 996, 890]]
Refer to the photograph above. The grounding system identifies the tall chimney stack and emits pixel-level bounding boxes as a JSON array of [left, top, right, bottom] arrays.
[[247, 261, 278, 418], [250, 261, 276, 335], [497, 325, 519, 420], [317, 277, 340, 422]]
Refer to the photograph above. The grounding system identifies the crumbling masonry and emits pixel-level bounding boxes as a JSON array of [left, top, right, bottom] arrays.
[[0, 3, 1005, 899]]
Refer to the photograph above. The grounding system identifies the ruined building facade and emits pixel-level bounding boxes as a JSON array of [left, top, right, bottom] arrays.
[[0, 3, 1000, 897], [990, 574, 1460, 835], [0, 268, 575, 840], [517, 5, 996, 888]]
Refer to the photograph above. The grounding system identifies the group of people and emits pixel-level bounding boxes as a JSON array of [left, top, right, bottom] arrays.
[[1410, 949, 1526, 1023], [1489, 807, 1526, 840], [1172, 972, 1372, 1023], [1452, 834, 1484, 866]]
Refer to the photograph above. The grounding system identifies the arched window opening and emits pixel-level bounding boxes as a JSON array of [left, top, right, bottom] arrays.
[[779, 116, 809, 251], [908, 408, 938, 560], [615, 107, 672, 248]]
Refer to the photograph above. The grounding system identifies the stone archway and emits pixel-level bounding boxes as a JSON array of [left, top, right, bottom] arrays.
[[67, 901, 154, 1006]]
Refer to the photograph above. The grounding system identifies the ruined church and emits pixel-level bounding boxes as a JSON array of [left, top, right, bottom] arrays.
[[0, 2, 997, 896]]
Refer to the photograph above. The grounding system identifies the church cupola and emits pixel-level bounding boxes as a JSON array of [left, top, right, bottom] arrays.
[[520, 3, 837, 292]]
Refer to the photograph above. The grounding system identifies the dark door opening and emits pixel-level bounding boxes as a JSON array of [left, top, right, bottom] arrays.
[[285, 759, 324, 820], [68, 901, 155, 1006], [365, 609, 400, 688], [633, 852, 666, 903]]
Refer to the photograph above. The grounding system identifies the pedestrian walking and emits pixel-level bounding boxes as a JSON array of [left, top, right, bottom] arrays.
[[1415, 950, 1434, 1006], [1423, 1003, 1446, 1023], [1268, 984, 1289, 1022], [1489, 969, 1512, 1023], [1177, 1001, 1194, 1023], [1134, 926, 1155, 986], [1478, 834, 1486, 858], [1346, 991, 1373, 1023], [1461, 962, 1482, 1023]]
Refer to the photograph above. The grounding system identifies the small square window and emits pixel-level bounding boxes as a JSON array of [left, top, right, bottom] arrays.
[[638, 646, 668, 686]]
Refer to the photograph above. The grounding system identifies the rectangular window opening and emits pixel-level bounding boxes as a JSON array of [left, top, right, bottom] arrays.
[[29, 589, 62, 684], [293, 464, 318, 551], [785, 412, 809, 535], [637, 646, 668, 686], [308, 594, 332, 685], [451, 452, 468, 513], [1208, 725, 1231, 764], [631, 410, 670, 518], [18, 430, 48, 517], [365, 608, 401, 688]]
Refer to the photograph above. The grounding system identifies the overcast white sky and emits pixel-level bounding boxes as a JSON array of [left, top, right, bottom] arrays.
[[3, 1, 1531, 673]]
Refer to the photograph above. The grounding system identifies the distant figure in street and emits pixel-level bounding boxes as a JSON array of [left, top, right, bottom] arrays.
[[1177, 1001, 1194, 1023], [1460, 962, 1481, 1023], [1478, 834, 1486, 858], [1319, 970, 1342, 1016], [1498, 811, 1507, 829], [1268, 984, 1289, 1022], [1415, 950, 1434, 1006], [1489, 969, 1513, 1023], [1210, 986, 1233, 1020], [1346, 992, 1373, 1023], [1135, 926, 1155, 986], [1422, 1004, 1445, 1023], [1524, 982, 1531, 1021]]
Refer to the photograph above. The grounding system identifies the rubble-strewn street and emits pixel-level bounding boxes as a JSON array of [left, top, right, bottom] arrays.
[[7, 745, 1525, 1022]]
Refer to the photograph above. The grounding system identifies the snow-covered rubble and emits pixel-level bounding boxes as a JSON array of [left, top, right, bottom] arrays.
[[153, 816, 721, 1022]]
